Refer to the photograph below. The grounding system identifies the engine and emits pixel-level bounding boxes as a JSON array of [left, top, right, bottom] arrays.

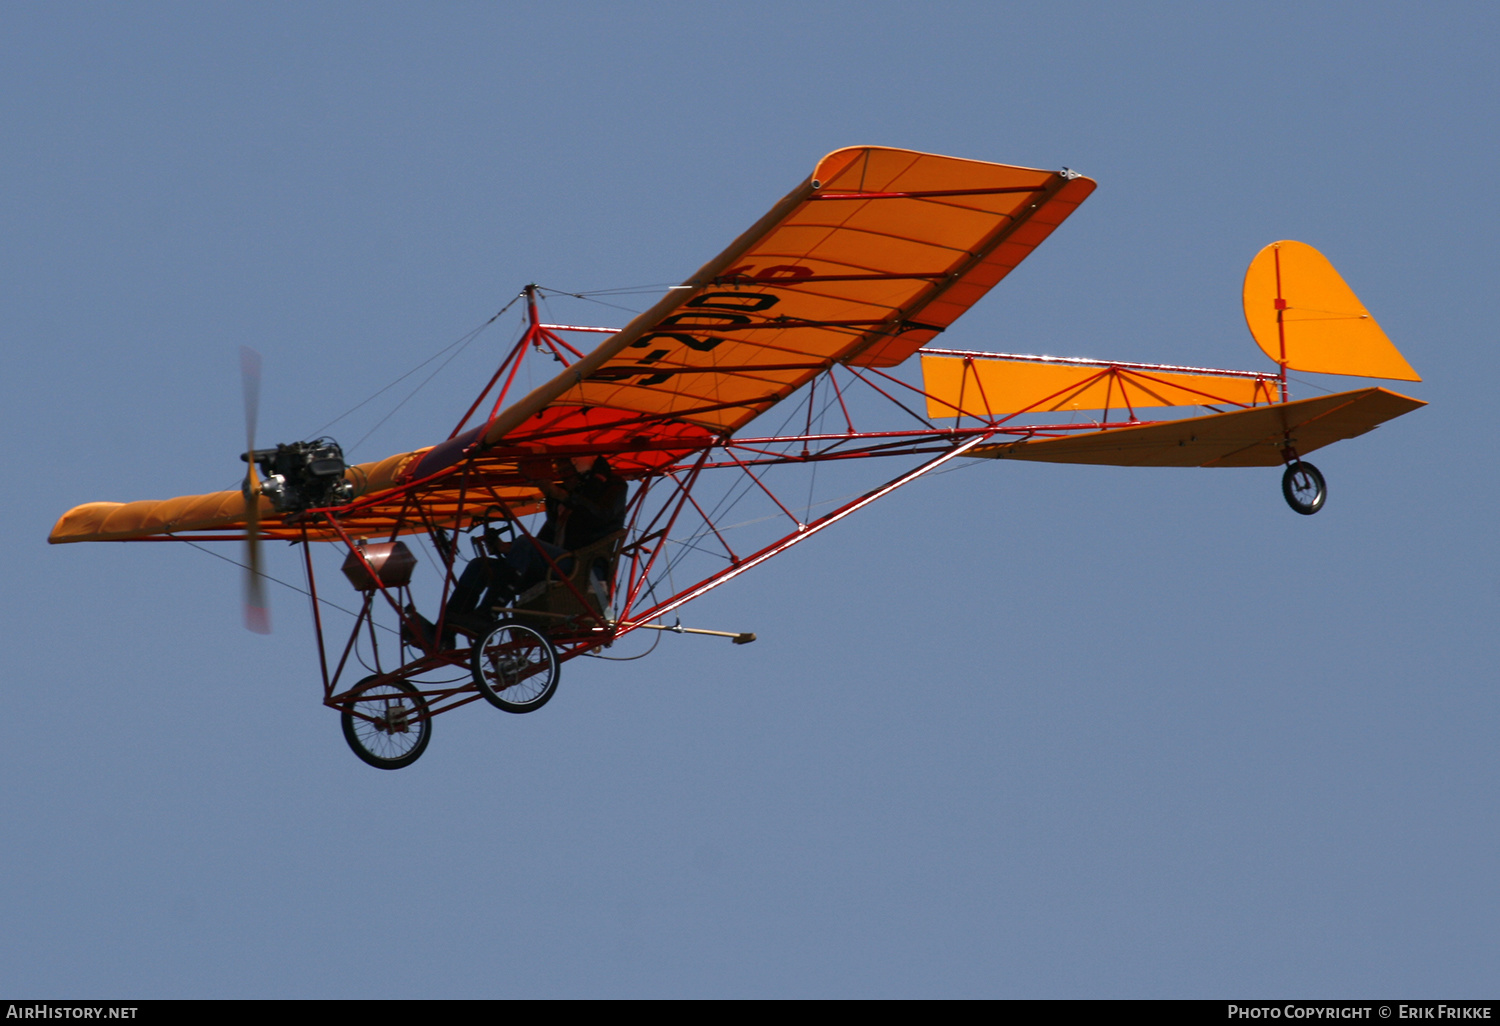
[[242, 438, 356, 514]]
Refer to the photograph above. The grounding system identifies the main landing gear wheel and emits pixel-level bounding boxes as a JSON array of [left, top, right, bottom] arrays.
[[471, 622, 559, 713], [341, 676, 431, 770], [1282, 461, 1327, 515]]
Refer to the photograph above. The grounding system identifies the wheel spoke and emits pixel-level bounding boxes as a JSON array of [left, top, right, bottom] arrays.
[[341, 677, 432, 769], [472, 622, 560, 713]]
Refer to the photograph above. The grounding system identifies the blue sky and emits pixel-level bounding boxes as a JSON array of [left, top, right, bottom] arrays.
[[3, 2, 1496, 998]]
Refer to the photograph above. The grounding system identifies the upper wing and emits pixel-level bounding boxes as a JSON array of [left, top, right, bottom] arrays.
[[48, 447, 549, 543], [402, 147, 1095, 482], [52, 147, 1093, 544]]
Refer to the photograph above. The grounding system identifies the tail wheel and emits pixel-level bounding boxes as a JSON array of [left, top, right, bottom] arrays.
[[472, 622, 559, 713], [340, 676, 432, 770], [1282, 461, 1327, 515]]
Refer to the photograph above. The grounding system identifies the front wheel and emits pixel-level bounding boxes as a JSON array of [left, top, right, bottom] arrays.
[[1282, 461, 1327, 515], [471, 622, 559, 713], [341, 676, 432, 770]]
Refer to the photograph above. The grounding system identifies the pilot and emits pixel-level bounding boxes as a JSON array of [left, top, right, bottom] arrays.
[[535, 455, 628, 551], [445, 456, 626, 633]]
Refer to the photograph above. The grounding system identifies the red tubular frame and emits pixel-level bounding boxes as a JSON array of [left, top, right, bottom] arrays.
[[151, 296, 1297, 735]]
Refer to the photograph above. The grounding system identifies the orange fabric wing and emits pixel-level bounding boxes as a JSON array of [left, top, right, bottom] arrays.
[[49, 448, 546, 543], [404, 147, 1095, 482], [52, 147, 1094, 543]]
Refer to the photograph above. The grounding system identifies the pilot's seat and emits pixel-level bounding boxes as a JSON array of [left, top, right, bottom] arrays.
[[510, 530, 625, 625]]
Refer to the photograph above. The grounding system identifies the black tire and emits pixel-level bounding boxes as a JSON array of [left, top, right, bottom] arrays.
[[471, 622, 559, 713], [1282, 461, 1327, 515], [340, 676, 432, 770]]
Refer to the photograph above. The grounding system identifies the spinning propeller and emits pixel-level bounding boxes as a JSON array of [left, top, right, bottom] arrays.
[[240, 346, 271, 634]]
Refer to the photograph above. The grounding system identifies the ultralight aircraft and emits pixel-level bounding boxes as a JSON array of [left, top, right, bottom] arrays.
[[50, 147, 1424, 769]]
